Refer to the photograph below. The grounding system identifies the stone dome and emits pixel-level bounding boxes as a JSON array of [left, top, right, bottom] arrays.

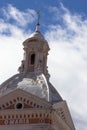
[[22, 31, 50, 57], [29, 31, 45, 41], [0, 73, 62, 104], [23, 30, 48, 47]]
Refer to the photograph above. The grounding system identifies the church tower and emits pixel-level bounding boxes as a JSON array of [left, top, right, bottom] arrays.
[[0, 19, 75, 130], [18, 22, 50, 80]]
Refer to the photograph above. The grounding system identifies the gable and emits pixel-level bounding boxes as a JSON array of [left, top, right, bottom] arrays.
[[0, 89, 51, 110]]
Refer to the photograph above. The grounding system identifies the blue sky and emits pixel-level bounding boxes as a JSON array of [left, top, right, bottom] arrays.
[[0, 0, 87, 14], [0, 0, 87, 130], [0, 0, 87, 33]]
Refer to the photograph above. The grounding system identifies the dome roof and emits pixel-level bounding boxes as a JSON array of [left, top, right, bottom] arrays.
[[0, 73, 62, 103], [23, 30, 49, 51], [29, 31, 45, 41], [28, 22, 46, 41]]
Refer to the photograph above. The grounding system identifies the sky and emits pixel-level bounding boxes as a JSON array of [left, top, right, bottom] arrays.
[[0, 0, 87, 129]]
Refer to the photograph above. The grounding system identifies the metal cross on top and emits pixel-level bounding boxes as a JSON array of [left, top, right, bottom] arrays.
[[36, 11, 40, 23]]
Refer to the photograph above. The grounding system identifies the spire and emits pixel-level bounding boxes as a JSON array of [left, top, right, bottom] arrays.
[[36, 11, 40, 32]]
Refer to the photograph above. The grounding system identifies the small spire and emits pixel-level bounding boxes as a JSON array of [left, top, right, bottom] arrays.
[[36, 11, 40, 32]]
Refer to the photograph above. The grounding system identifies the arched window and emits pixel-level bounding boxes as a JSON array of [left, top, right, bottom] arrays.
[[30, 54, 35, 65]]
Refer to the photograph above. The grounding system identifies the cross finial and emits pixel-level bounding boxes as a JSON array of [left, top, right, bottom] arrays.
[[36, 11, 40, 23]]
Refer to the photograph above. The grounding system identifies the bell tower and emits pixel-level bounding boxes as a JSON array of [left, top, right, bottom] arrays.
[[18, 22, 50, 80]]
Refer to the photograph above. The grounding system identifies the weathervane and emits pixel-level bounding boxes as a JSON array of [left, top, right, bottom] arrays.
[[36, 11, 40, 23]]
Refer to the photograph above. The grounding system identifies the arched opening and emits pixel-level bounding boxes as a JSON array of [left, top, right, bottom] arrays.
[[29, 53, 35, 72], [30, 54, 35, 65]]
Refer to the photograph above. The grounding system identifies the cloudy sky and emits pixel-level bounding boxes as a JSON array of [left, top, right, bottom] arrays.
[[0, 0, 87, 129]]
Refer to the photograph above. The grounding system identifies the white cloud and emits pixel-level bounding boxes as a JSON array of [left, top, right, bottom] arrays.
[[2, 4, 36, 27], [0, 4, 87, 130], [46, 4, 87, 130]]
